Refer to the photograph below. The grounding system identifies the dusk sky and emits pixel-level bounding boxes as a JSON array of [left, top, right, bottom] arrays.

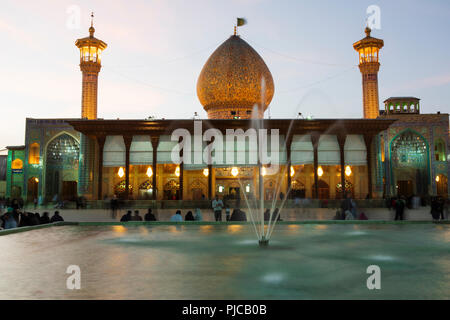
[[1, 0, 449, 150]]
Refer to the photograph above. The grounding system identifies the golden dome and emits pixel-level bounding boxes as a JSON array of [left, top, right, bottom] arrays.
[[197, 35, 274, 119]]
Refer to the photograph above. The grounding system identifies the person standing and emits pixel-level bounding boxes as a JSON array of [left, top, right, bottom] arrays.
[[110, 194, 118, 219], [394, 196, 406, 221], [212, 195, 224, 222], [437, 196, 445, 220], [340, 193, 354, 220]]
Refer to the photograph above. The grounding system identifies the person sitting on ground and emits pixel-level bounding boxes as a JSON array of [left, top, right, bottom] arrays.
[[120, 210, 132, 222], [144, 208, 157, 221], [3, 208, 17, 229], [34, 213, 41, 225], [194, 208, 203, 221], [358, 212, 368, 220], [50, 211, 64, 223], [345, 210, 354, 220], [132, 210, 143, 221], [229, 207, 247, 221], [27, 212, 40, 226], [263, 209, 270, 221], [170, 210, 183, 222], [272, 208, 282, 221], [185, 211, 195, 221], [39, 212, 50, 224], [333, 209, 342, 220], [18, 211, 31, 227]]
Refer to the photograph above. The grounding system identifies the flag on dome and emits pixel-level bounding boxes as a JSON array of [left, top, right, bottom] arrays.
[[237, 18, 247, 26]]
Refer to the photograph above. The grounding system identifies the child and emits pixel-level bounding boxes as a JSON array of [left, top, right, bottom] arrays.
[[225, 205, 231, 221]]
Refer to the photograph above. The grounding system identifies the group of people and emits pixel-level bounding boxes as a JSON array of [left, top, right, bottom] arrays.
[[170, 209, 203, 222], [0, 208, 64, 230], [430, 196, 447, 221], [334, 193, 368, 220], [211, 196, 249, 221], [120, 209, 157, 222]]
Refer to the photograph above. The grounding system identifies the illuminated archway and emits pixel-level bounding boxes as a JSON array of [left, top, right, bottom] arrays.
[[45, 133, 80, 201], [390, 130, 429, 197], [28, 143, 40, 164]]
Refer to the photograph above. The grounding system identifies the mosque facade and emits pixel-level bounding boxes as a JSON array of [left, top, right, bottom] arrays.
[[4, 23, 449, 205]]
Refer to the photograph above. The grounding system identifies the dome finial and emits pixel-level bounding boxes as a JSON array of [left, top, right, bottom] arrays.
[[365, 25, 371, 37], [89, 12, 95, 37]]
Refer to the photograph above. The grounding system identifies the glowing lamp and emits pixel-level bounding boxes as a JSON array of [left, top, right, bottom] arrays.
[[146, 166, 153, 178], [231, 167, 239, 177], [317, 166, 324, 177], [118, 167, 125, 178], [290, 166, 295, 177], [175, 166, 180, 177], [435, 176, 440, 183], [345, 165, 352, 177], [203, 168, 209, 177], [34, 177, 39, 183], [261, 167, 267, 176]]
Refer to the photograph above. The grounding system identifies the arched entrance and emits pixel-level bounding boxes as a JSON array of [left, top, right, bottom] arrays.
[[138, 180, 154, 200], [164, 179, 180, 200], [27, 177, 39, 202], [114, 180, 133, 198], [390, 130, 429, 197], [290, 180, 306, 199], [190, 179, 206, 200], [264, 179, 277, 200], [313, 180, 330, 199], [436, 175, 448, 197], [45, 133, 80, 201]]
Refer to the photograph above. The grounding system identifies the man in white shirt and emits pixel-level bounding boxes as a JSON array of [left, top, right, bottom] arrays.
[[212, 195, 224, 221]]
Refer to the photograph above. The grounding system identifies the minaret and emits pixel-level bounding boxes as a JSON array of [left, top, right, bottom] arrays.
[[75, 13, 107, 119], [353, 27, 384, 119], [75, 14, 107, 199]]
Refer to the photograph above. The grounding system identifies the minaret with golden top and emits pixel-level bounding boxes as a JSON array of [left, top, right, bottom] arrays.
[[75, 14, 107, 199], [75, 13, 107, 119], [353, 27, 384, 119]]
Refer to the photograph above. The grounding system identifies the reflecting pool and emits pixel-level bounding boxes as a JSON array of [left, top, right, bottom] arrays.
[[0, 224, 448, 299]]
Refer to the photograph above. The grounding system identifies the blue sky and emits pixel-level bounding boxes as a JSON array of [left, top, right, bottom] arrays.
[[1, 0, 449, 149]]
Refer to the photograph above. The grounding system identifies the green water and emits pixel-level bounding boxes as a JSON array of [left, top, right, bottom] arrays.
[[0, 224, 448, 299]]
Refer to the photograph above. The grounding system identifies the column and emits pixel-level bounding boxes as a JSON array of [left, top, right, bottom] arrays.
[[207, 164, 212, 200], [364, 134, 374, 199], [151, 136, 159, 201], [179, 164, 184, 200], [123, 135, 132, 200], [311, 133, 320, 199], [78, 134, 95, 199], [286, 136, 292, 200], [96, 135, 105, 200], [337, 134, 347, 199]]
